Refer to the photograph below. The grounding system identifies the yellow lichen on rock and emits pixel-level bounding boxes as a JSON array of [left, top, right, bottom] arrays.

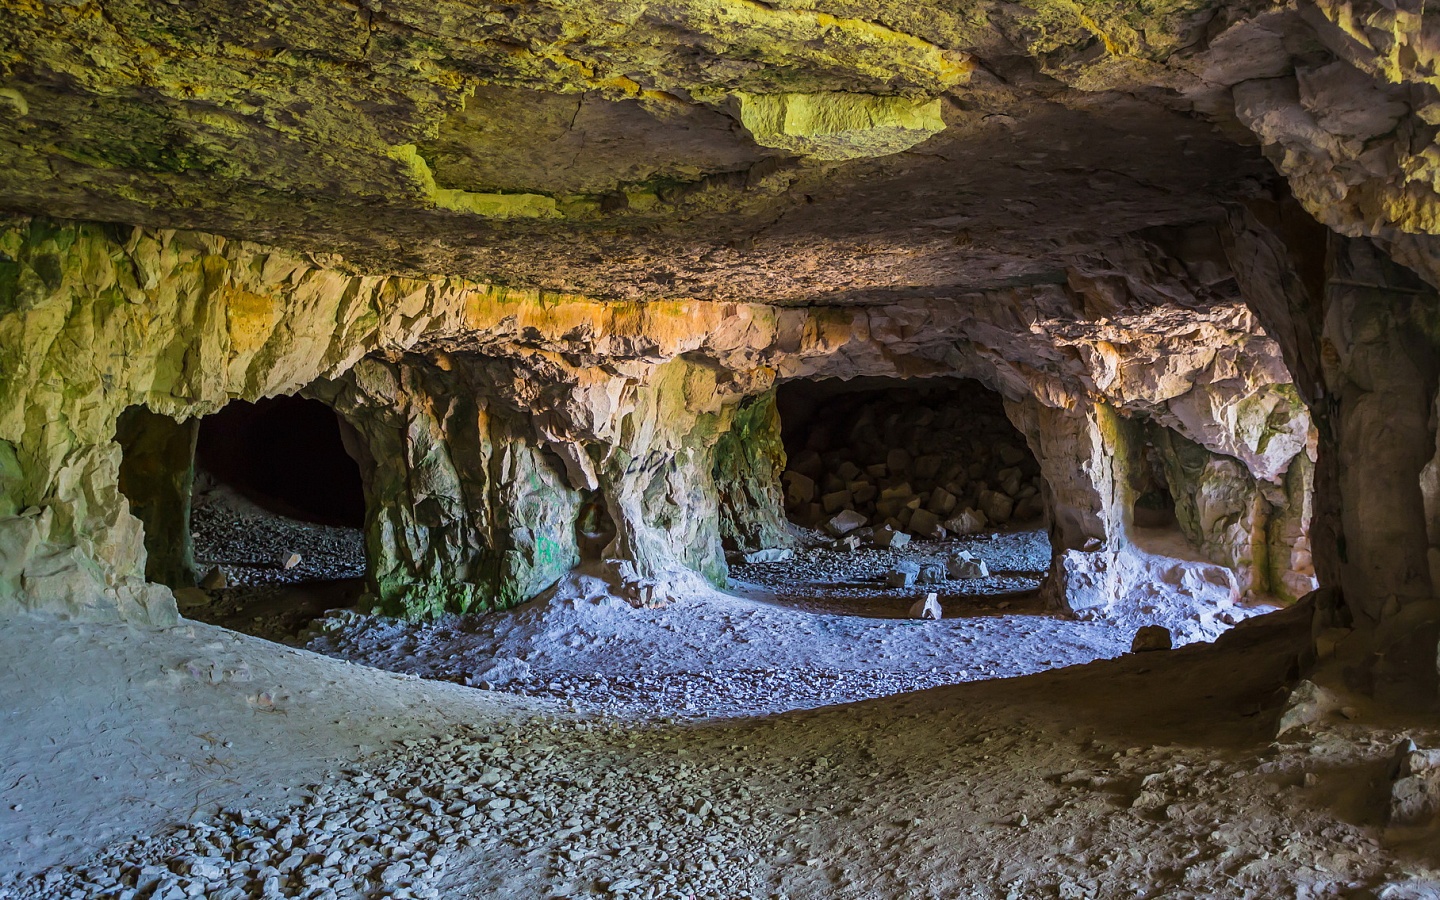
[[733, 92, 947, 160], [388, 145, 562, 219]]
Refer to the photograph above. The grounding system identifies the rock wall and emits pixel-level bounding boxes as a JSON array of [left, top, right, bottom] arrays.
[[0, 214, 1317, 625]]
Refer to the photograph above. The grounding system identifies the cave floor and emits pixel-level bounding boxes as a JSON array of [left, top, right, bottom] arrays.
[[4, 606, 1439, 899], [191, 499, 1263, 720]]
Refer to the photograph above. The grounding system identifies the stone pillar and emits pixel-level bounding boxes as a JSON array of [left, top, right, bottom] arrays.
[[588, 359, 733, 589], [712, 390, 793, 555], [311, 356, 584, 619], [1003, 394, 1123, 556], [115, 406, 199, 588], [1323, 236, 1440, 624]]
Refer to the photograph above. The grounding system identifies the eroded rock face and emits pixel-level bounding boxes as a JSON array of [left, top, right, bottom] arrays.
[[0, 214, 1316, 624]]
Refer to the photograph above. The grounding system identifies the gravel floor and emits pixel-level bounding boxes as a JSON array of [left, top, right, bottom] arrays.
[[186, 494, 1140, 721]]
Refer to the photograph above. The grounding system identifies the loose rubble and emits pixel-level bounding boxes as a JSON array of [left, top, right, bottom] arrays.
[[785, 385, 1045, 543]]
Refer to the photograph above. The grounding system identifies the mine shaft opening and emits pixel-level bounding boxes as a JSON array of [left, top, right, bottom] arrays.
[[186, 395, 369, 640]]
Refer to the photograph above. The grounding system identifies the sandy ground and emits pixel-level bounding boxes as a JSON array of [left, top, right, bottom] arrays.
[[3, 601, 1440, 899]]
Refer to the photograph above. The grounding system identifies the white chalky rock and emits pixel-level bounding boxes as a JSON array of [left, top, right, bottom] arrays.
[[909, 593, 942, 620], [946, 551, 989, 579]]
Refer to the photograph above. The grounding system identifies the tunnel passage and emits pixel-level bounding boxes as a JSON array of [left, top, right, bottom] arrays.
[[185, 394, 370, 640], [775, 377, 1046, 539], [196, 395, 365, 528]]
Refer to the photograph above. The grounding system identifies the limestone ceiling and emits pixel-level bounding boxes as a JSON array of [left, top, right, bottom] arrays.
[[0, 0, 1416, 302]]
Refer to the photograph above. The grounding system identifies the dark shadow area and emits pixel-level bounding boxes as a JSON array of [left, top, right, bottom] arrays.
[[575, 493, 617, 560], [775, 375, 1046, 534], [196, 395, 365, 528]]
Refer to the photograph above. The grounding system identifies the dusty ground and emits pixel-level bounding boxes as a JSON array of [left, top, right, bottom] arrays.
[[3, 604, 1440, 899], [189, 500, 1266, 718], [6, 504, 1433, 898]]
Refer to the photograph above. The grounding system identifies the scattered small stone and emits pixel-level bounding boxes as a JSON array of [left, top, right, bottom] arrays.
[[281, 552, 303, 570]]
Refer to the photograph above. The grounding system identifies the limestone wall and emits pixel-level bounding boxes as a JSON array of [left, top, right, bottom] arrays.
[[0, 214, 1316, 624]]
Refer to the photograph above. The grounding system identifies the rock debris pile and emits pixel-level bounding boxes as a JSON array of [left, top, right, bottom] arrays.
[[781, 387, 1044, 541], [190, 490, 365, 590], [0, 720, 779, 900]]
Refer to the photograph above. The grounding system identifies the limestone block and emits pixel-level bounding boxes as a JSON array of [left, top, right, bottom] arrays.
[[886, 563, 920, 589], [946, 552, 989, 579], [1389, 739, 1440, 827], [825, 509, 868, 536], [908, 508, 945, 540], [871, 526, 909, 550], [909, 593, 942, 620], [943, 509, 987, 535], [979, 490, 1013, 525]]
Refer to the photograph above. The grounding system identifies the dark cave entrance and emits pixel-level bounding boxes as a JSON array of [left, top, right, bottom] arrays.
[[195, 395, 365, 528], [774, 377, 1047, 538], [185, 395, 370, 640], [723, 376, 1056, 620]]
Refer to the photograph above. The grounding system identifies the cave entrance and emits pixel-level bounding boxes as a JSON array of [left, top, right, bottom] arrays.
[[186, 394, 369, 640], [727, 376, 1055, 620]]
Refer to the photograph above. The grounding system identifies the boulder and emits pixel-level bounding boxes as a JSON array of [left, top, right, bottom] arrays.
[[825, 509, 869, 536], [908, 508, 945, 539], [979, 490, 1013, 525], [886, 562, 920, 588], [946, 552, 989, 579], [783, 471, 816, 506], [173, 587, 211, 611], [199, 566, 228, 590], [1130, 625, 1172, 652], [943, 509, 987, 535], [822, 490, 853, 514], [997, 444, 1027, 466], [1388, 739, 1440, 827], [886, 448, 912, 474], [927, 487, 958, 516], [917, 563, 946, 585], [871, 526, 910, 549]]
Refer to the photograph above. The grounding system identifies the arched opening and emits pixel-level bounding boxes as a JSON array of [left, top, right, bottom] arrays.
[[719, 376, 1056, 622], [186, 395, 369, 640], [1133, 439, 1178, 530], [195, 395, 365, 528], [574, 492, 617, 560], [776, 376, 1046, 536]]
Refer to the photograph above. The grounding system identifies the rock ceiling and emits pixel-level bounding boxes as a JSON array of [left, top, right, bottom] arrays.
[[5, 0, 1408, 303]]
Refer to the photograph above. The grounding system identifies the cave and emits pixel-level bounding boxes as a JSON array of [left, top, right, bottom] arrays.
[[774, 377, 1047, 535], [194, 395, 366, 529], [5, 2, 1440, 898]]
